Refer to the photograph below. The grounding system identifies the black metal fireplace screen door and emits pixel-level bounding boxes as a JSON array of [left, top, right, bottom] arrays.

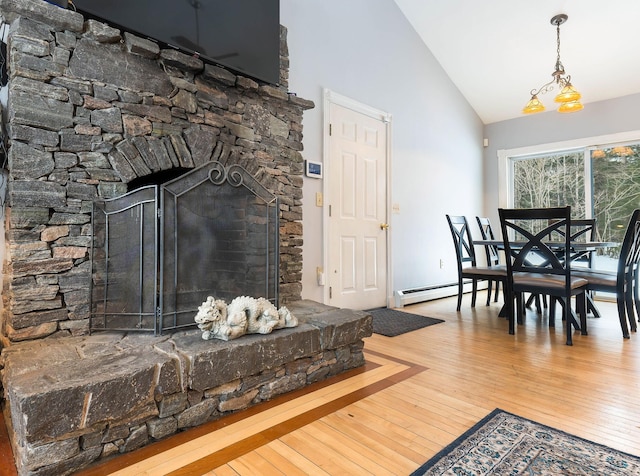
[[90, 161, 280, 335]]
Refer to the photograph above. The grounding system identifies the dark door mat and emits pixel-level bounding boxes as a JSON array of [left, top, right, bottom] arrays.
[[366, 308, 444, 337]]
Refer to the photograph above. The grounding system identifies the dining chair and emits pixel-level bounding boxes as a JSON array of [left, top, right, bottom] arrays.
[[631, 234, 640, 327], [571, 209, 640, 338], [557, 218, 597, 267], [548, 218, 598, 318], [518, 217, 594, 316], [446, 215, 508, 312], [498, 206, 588, 345], [523, 218, 595, 317], [476, 216, 503, 305], [631, 239, 640, 326]]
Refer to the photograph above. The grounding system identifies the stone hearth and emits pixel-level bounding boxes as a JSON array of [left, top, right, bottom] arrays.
[[2, 301, 372, 475]]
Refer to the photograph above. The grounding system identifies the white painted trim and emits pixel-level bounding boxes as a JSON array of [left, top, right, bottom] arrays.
[[321, 92, 331, 304], [324, 90, 392, 123], [322, 89, 393, 306]]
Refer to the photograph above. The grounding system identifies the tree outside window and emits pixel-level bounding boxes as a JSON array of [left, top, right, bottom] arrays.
[[512, 143, 640, 261]]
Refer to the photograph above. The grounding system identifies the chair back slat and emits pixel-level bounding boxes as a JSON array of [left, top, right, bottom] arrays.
[[619, 210, 640, 274], [476, 217, 495, 240], [476, 216, 500, 266], [567, 219, 597, 242], [547, 218, 596, 243], [446, 215, 477, 268], [629, 219, 640, 267], [499, 207, 571, 279], [563, 218, 597, 266]]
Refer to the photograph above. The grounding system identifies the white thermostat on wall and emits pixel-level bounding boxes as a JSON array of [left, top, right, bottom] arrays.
[[305, 160, 323, 178]]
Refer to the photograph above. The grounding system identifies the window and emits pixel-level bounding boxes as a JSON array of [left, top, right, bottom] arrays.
[[591, 145, 640, 248], [511, 143, 640, 256], [499, 133, 640, 271], [513, 150, 585, 215]]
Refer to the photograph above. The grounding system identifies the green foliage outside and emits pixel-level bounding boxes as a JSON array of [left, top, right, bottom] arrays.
[[513, 145, 640, 257]]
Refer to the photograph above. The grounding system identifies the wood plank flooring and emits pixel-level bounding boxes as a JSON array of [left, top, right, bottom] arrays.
[[2, 293, 640, 475]]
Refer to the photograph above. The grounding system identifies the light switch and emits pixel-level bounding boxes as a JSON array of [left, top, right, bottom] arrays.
[[316, 192, 323, 207]]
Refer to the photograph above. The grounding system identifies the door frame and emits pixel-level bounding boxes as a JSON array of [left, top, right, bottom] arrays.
[[322, 89, 393, 307]]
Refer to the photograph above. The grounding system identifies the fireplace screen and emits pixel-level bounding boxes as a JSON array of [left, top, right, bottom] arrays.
[[90, 161, 279, 334]]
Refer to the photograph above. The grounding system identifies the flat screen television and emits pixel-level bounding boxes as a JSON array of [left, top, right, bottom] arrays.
[[71, 0, 280, 86]]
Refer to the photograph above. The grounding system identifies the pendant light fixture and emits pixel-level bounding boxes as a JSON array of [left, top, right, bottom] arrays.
[[522, 14, 584, 114]]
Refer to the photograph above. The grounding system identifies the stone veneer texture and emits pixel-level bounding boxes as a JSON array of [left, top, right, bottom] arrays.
[[1, 300, 372, 475], [0, 0, 314, 345]]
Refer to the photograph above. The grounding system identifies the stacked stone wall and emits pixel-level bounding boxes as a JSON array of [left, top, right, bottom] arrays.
[[0, 0, 313, 345]]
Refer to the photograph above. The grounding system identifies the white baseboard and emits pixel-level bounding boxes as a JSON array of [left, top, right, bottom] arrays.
[[394, 281, 488, 308]]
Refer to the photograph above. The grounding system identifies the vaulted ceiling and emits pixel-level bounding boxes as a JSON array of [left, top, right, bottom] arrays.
[[394, 0, 640, 124]]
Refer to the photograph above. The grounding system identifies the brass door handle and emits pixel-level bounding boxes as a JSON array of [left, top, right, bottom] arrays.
[[380, 223, 389, 230]]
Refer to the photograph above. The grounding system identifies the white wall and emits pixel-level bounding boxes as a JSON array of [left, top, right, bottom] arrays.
[[280, 0, 485, 303], [483, 93, 640, 225]]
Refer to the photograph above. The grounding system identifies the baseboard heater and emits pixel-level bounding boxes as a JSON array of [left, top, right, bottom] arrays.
[[394, 280, 488, 308]]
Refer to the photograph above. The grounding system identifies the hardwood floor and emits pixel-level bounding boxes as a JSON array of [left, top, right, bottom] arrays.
[[2, 293, 640, 475]]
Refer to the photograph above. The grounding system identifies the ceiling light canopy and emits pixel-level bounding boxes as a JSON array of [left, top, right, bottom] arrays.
[[523, 14, 583, 115]]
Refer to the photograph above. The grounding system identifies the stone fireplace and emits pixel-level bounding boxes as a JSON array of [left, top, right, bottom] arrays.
[[0, 0, 311, 345], [0, 1, 372, 474]]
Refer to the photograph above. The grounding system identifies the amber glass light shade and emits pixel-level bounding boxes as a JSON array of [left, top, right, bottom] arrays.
[[557, 100, 584, 113], [613, 146, 634, 156], [554, 83, 582, 103], [522, 96, 545, 114]]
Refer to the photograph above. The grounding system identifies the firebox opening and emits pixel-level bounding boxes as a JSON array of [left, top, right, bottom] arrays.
[[127, 167, 190, 192], [90, 161, 280, 335]]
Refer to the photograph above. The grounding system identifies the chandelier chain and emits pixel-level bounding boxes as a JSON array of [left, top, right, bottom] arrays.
[[555, 20, 563, 75]]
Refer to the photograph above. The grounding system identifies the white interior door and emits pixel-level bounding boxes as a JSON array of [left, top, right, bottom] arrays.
[[326, 97, 390, 310]]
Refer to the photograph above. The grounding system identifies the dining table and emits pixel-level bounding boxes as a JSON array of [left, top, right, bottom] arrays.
[[473, 239, 619, 323], [473, 239, 618, 254]]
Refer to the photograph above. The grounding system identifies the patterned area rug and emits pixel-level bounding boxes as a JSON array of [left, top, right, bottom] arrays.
[[366, 308, 444, 337], [411, 409, 640, 475]]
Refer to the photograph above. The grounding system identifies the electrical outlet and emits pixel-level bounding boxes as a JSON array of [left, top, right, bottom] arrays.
[[439, 259, 445, 269], [316, 192, 323, 207]]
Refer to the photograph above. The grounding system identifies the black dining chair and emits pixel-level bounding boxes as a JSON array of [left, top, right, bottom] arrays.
[[476, 216, 503, 305], [446, 215, 508, 312], [571, 209, 640, 339], [629, 235, 640, 328], [631, 233, 640, 327], [547, 218, 598, 318], [556, 218, 597, 267], [498, 206, 588, 345]]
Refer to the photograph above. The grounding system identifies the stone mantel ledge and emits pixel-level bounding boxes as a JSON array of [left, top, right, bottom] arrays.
[[1, 300, 372, 474]]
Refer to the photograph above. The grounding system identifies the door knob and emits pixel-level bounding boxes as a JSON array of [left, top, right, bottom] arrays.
[[380, 223, 389, 230]]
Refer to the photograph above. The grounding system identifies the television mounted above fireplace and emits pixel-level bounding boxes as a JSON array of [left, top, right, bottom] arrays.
[[71, 0, 281, 86]]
